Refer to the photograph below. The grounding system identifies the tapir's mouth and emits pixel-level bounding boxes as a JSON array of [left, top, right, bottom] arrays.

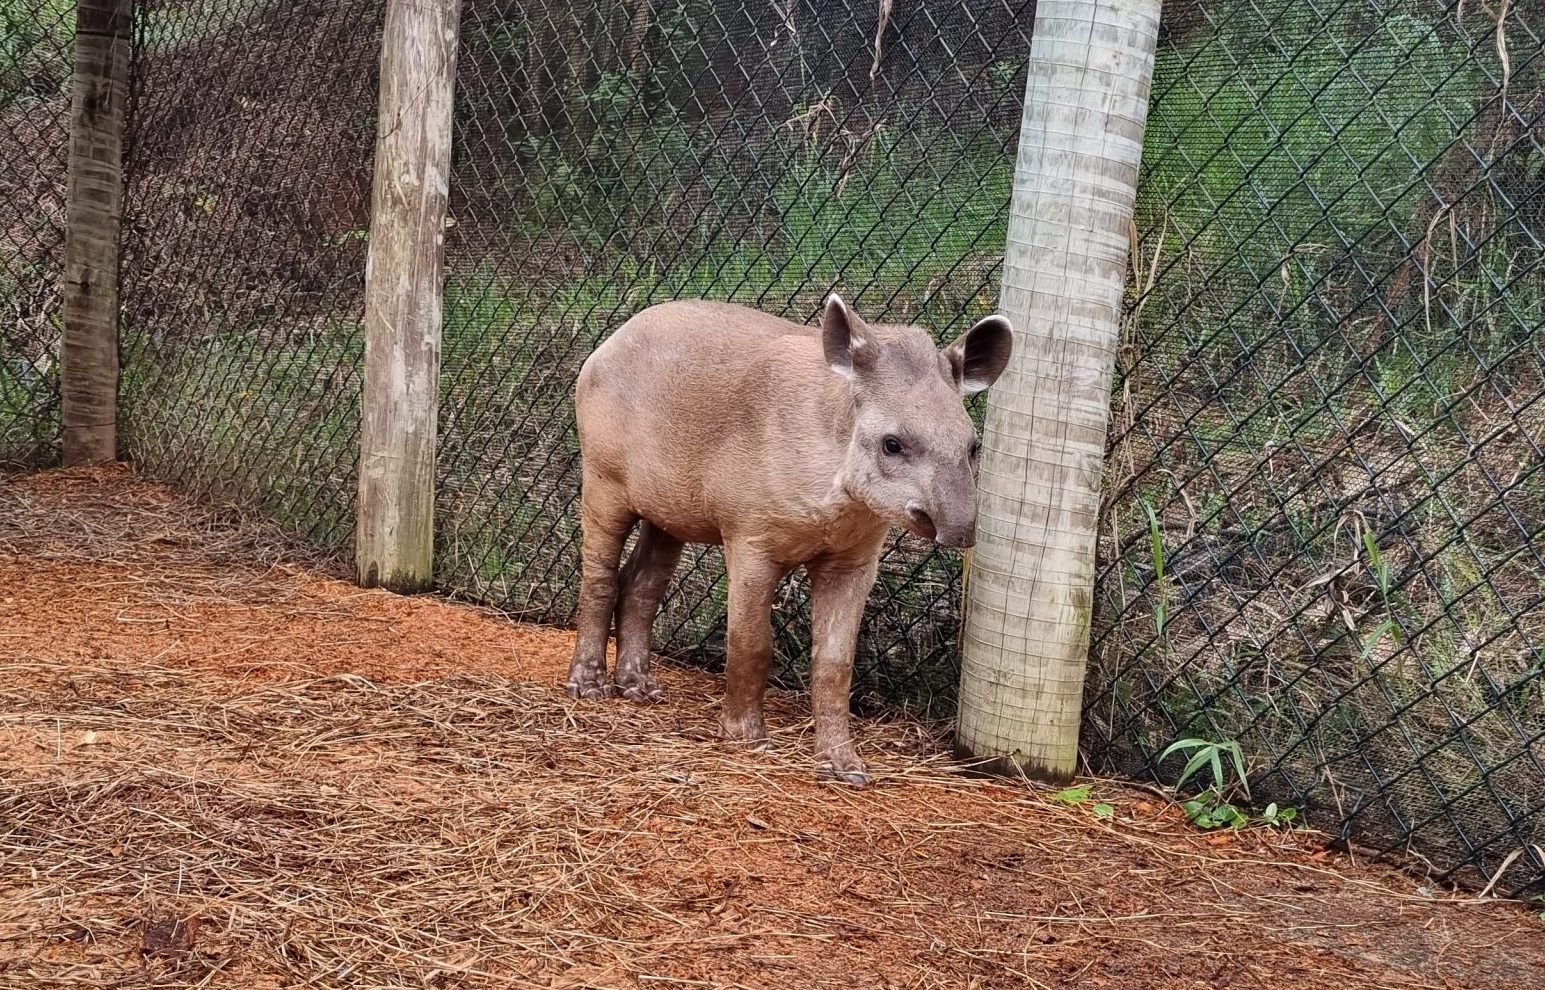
[[904, 506, 937, 541]]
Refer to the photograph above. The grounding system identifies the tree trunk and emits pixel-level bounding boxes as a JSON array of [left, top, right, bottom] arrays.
[[60, 0, 133, 465], [356, 0, 462, 593], [955, 0, 1163, 782]]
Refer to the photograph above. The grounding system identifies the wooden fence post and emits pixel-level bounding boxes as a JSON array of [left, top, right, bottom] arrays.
[[955, 0, 1163, 782], [60, 0, 133, 466], [356, 0, 462, 592]]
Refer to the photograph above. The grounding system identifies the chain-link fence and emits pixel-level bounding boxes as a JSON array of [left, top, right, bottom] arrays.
[[119, 0, 381, 544], [0, 0, 75, 466], [1089, 1, 1545, 896], [113, 0, 1029, 718], [435, 0, 1031, 717], [2, 0, 1539, 896]]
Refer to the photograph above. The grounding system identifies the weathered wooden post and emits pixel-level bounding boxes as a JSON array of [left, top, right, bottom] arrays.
[[355, 0, 462, 592], [60, 0, 133, 465], [956, 0, 1163, 781]]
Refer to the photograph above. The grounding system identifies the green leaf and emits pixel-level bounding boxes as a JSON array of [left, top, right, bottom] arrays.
[[1092, 803, 1115, 819], [1176, 748, 1213, 790], [1159, 738, 1204, 763], [1182, 799, 1219, 828], [1225, 742, 1250, 798], [1142, 499, 1165, 582]]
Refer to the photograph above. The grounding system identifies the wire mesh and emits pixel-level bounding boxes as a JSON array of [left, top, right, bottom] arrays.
[[1089, 0, 1545, 898], [117, 0, 382, 545], [103, 0, 1545, 898], [436, 0, 1033, 718], [0, 0, 75, 466]]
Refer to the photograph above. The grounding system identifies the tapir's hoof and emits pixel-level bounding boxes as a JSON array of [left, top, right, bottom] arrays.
[[719, 713, 770, 751], [722, 734, 774, 754], [614, 671, 665, 704], [817, 746, 869, 787], [819, 764, 871, 788], [565, 669, 615, 701]]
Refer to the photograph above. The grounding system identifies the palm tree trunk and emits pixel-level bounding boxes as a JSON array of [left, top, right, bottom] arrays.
[[956, 0, 1163, 782]]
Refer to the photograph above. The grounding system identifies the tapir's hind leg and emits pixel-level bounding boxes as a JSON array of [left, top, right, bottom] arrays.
[[611, 521, 684, 703], [566, 475, 636, 701]]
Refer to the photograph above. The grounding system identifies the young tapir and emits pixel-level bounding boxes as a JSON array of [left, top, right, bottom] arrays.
[[565, 293, 1013, 785]]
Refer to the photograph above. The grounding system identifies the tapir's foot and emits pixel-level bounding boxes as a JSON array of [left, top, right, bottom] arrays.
[[719, 710, 771, 752], [565, 661, 615, 701], [613, 666, 664, 704], [816, 743, 869, 788]]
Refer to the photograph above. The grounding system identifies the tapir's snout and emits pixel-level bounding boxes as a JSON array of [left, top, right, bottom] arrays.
[[907, 500, 976, 549], [914, 462, 981, 550], [934, 520, 976, 550], [904, 503, 937, 541]]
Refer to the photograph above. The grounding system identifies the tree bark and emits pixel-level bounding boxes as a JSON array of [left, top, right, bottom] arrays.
[[356, 0, 463, 592], [61, 0, 133, 465], [955, 0, 1163, 782]]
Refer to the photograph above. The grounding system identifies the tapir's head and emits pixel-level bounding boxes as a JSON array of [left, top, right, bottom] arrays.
[[822, 293, 1013, 549]]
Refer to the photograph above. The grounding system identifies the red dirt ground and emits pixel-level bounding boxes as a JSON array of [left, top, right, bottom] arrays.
[[2, 466, 1543, 989]]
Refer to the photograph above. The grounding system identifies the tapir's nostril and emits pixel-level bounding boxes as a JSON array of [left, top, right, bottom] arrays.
[[936, 521, 976, 550], [905, 505, 937, 540]]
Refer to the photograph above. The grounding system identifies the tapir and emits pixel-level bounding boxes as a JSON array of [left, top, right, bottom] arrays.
[[565, 293, 1013, 784]]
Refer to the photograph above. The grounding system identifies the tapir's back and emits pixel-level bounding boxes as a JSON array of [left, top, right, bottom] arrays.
[[574, 300, 847, 546]]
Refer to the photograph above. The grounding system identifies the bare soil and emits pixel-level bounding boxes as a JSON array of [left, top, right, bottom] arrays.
[[1, 466, 1543, 989]]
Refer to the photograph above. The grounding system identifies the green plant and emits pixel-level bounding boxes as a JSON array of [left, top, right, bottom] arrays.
[[1180, 797, 1250, 830], [1160, 737, 1259, 831], [1141, 497, 1167, 639], [1152, 737, 1303, 830], [1049, 784, 1115, 820], [1159, 737, 1249, 797], [0, 0, 73, 108], [1363, 531, 1392, 600], [1258, 802, 1299, 828]]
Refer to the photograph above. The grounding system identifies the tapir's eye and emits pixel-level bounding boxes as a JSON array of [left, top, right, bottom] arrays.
[[882, 436, 903, 456]]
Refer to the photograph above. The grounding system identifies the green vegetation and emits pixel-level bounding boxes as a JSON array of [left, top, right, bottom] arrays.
[[120, 319, 363, 548], [0, 0, 73, 110], [1049, 784, 1117, 821], [1096, 1, 1544, 881]]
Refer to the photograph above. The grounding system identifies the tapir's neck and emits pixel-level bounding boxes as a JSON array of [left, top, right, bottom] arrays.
[[821, 376, 859, 448], [812, 374, 869, 515]]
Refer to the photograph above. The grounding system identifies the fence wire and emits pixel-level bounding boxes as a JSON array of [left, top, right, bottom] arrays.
[[1090, 0, 1545, 897], [118, 0, 381, 544], [0, 0, 74, 466], [436, 0, 1032, 718], [0, 0, 1530, 898]]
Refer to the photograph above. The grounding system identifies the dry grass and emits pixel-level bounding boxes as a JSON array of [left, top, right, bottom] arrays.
[[2, 466, 1544, 989]]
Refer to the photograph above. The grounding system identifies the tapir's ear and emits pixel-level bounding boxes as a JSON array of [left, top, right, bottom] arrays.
[[943, 315, 1013, 396], [821, 292, 874, 380]]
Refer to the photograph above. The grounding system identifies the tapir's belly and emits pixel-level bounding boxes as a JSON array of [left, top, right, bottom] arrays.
[[619, 461, 875, 566], [632, 494, 726, 547]]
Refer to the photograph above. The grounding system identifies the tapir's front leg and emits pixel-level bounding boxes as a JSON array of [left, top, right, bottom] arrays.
[[807, 555, 880, 786], [719, 543, 786, 747]]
